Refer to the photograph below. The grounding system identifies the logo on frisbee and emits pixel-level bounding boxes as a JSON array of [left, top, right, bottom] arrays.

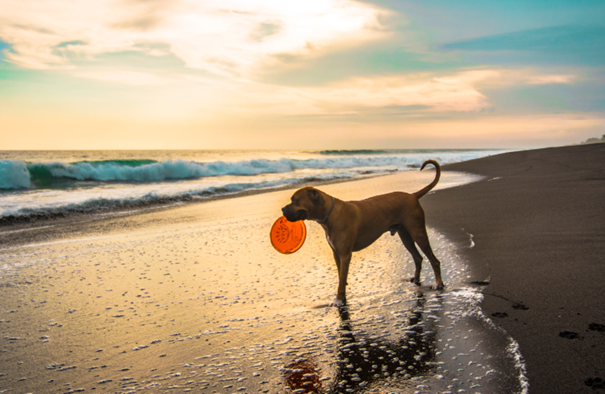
[[270, 216, 306, 254]]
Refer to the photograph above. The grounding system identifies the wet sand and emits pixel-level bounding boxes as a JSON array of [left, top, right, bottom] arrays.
[[422, 143, 605, 394], [1, 165, 532, 393]]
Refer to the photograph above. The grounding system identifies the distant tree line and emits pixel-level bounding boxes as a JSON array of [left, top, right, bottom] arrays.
[[582, 134, 605, 144]]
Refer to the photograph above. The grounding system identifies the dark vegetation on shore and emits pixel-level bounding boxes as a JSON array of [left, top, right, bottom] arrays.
[[581, 134, 605, 144]]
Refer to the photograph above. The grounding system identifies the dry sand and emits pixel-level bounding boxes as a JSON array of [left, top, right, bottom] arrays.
[[4, 150, 590, 394]]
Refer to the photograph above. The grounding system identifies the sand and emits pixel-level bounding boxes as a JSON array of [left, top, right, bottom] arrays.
[[1, 144, 602, 394], [422, 143, 605, 394]]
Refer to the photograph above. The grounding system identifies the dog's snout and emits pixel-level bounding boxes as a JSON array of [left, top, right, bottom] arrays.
[[281, 203, 306, 222], [281, 204, 293, 220]]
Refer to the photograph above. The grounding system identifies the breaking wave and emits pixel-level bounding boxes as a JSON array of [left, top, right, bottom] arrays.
[[0, 149, 506, 223], [0, 151, 501, 191], [0, 160, 31, 190], [0, 172, 356, 223]]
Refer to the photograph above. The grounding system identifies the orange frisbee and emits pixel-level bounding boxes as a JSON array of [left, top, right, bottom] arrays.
[[270, 216, 307, 254]]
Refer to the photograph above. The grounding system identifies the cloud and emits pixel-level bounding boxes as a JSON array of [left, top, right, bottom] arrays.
[[468, 68, 579, 88], [208, 71, 491, 116], [524, 74, 576, 85], [0, 0, 388, 77], [75, 70, 169, 85], [309, 71, 492, 112], [218, 68, 579, 115], [248, 20, 284, 43]]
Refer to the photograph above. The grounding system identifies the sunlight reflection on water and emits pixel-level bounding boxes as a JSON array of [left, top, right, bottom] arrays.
[[0, 213, 526, 394]]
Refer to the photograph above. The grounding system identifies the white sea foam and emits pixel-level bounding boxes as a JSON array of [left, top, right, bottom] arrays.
[[0, 171, 355, 218], [447, 287, 529, 394]]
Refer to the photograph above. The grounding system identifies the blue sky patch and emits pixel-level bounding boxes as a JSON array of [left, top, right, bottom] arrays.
[[0, 39, 11, 61], [442, 25, 605, 65], [55, 40, 87, 48]]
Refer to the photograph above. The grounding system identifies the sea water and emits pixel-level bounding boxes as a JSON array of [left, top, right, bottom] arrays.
[[0, 149, 503, 221]]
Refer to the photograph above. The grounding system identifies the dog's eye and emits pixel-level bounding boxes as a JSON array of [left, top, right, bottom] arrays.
[[291, 198, 297, 204]]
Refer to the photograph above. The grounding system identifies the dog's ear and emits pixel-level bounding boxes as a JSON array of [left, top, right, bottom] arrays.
[[307, 189, 325, 206]]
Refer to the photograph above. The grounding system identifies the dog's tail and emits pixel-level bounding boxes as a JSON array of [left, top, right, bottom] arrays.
[[413, 160, 441, 199]]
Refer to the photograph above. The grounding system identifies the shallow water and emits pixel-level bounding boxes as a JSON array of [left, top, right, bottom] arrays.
[[0, 173, 527, 394]]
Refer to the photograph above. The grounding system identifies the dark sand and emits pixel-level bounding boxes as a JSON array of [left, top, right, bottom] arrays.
[[422, 143, 605, 394]]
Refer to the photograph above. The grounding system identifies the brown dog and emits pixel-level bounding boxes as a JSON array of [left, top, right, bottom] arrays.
[[281, 160, 444, 306]]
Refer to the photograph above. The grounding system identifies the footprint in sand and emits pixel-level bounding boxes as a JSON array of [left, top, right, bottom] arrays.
[[559, 331, 580, 339], [512, 302, 529, 310], [491, 312, 508, 318], [588, 323, 605, 332], [585, 377, 605, 389]]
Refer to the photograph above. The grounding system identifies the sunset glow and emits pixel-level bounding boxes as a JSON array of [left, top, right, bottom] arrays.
[[1, 0, 604, 149]]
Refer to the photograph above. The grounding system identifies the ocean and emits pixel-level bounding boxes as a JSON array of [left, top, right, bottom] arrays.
[[0, 149, 503, 222]]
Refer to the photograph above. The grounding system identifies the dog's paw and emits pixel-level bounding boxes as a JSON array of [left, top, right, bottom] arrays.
[[433, 283, 446, 290], [409, 277, 421, 286], [329, 298, 344, 308]]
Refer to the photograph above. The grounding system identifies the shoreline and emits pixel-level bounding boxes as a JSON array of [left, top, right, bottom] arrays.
[[0, 169, 480, 249], [0, 171, 405, 228], [422, 143, 605, 394]]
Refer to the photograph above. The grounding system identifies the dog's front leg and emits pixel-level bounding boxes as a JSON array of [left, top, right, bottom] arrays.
[[329, 252, 351, 307], [332, 250, 341, 278]]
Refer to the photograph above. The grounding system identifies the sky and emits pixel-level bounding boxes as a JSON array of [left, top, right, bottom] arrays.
[[1, 0, 604, 150]]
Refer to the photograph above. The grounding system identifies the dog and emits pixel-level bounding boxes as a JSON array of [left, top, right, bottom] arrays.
[[281, 160, 444, 306]]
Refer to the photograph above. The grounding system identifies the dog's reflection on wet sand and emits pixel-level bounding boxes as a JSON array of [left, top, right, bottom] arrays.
[[283, 292, 439, 393]]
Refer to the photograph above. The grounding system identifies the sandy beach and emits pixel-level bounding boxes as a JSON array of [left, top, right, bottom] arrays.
[[1, 144, 603, 393], [422, 143, 605, 394]]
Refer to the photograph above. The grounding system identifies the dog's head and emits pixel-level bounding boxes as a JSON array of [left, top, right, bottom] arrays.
[[282, 187, 328, 222]]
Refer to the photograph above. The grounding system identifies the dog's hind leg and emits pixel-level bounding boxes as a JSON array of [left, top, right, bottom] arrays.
[[408, 227, 445, 289], [398, 228, 424, 285]]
